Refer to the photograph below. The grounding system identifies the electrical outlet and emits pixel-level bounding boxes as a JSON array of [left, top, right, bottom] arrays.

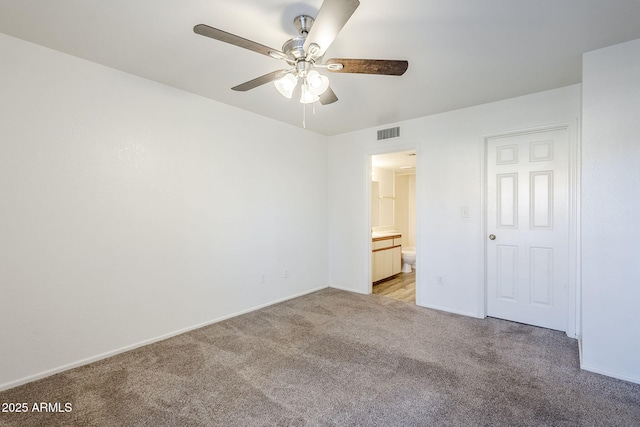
[[261, 274, 266, 284], [284, 269, 289, 278], [438, 275, 444, 285]]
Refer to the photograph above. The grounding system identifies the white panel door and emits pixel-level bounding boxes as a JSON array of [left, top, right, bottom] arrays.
[[486, 128, 569, 331]]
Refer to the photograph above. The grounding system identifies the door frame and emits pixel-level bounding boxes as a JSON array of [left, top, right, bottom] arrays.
[[479, 120, 581, 338], [366, 143, 419, 297]]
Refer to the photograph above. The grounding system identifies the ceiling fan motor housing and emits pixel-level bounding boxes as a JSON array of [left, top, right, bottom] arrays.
[[282, 15, 317, 60], [294, 15, 314, 36], [282, 37, 306, 60]]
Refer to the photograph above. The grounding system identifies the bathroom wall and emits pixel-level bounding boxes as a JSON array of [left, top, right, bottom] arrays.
[[371, 167, 395, 229], [0, 33, 328, 390], [394, 173, 416, 248]]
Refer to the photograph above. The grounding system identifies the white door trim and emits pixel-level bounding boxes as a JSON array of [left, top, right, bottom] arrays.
[[479, 119, 580, 338]]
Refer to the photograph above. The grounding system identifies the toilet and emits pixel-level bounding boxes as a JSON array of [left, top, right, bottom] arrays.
[[401, 247, 416, 273]]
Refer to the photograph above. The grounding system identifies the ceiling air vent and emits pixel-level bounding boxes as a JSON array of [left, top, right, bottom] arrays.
[[377, 126, 400, 141]]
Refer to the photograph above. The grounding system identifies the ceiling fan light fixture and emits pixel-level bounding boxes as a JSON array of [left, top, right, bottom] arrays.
[[274, 73, 298, 98], [307, 70, 330, 96], [308, 43, 321, 57], [300, 83, 320, 104]]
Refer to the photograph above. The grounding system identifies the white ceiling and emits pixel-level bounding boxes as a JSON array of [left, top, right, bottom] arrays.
[[2, 0, 640, 136], [373, 150, 416, 173]]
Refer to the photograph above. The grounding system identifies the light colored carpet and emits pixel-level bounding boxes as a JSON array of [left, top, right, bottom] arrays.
[[1, 288, 639, 426]]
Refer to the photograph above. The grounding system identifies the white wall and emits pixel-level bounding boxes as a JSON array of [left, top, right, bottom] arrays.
[[328, 85, 581, 317], [581, 38, 640, 383], [0, 34, 328, 390]]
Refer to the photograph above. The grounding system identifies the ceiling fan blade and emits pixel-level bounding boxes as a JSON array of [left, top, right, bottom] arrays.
[[232, 70, 290, 92], [303, 0, 360, 56], [194, 24, 287, 59], [319, 86, 338, 105], [325, 58, 409, 76]]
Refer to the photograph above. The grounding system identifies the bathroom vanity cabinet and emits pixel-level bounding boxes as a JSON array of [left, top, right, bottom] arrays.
[[372, 234, 402, 282]]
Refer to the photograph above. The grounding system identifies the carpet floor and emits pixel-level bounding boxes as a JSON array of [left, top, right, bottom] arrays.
[[1, 288, 639, 426]]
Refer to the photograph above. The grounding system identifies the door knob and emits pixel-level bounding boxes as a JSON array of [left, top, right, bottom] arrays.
[[489, 234, 496, 240]]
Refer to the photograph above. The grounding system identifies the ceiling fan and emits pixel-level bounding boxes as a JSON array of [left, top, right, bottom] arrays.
[[193, 0, 408, 106]]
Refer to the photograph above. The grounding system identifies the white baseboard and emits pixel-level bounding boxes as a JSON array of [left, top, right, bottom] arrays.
[[417, 302, 481, 319], [580, 363, 640, 385], [329, 284, 369, 295], [0, 285, 328, 392]]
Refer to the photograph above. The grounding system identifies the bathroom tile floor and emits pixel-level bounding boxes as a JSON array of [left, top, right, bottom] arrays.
[[372, 270, 415, 302]]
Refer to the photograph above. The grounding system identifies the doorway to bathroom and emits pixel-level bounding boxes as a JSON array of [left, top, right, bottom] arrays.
[[370, 150, 417, 303]]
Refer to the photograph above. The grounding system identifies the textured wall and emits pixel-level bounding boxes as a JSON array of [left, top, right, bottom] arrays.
[[581, 38, 640, 383], [0, 34, 328, 390]]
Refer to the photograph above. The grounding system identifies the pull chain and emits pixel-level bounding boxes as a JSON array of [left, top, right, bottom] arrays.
[[302, 102, 306, 128]]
